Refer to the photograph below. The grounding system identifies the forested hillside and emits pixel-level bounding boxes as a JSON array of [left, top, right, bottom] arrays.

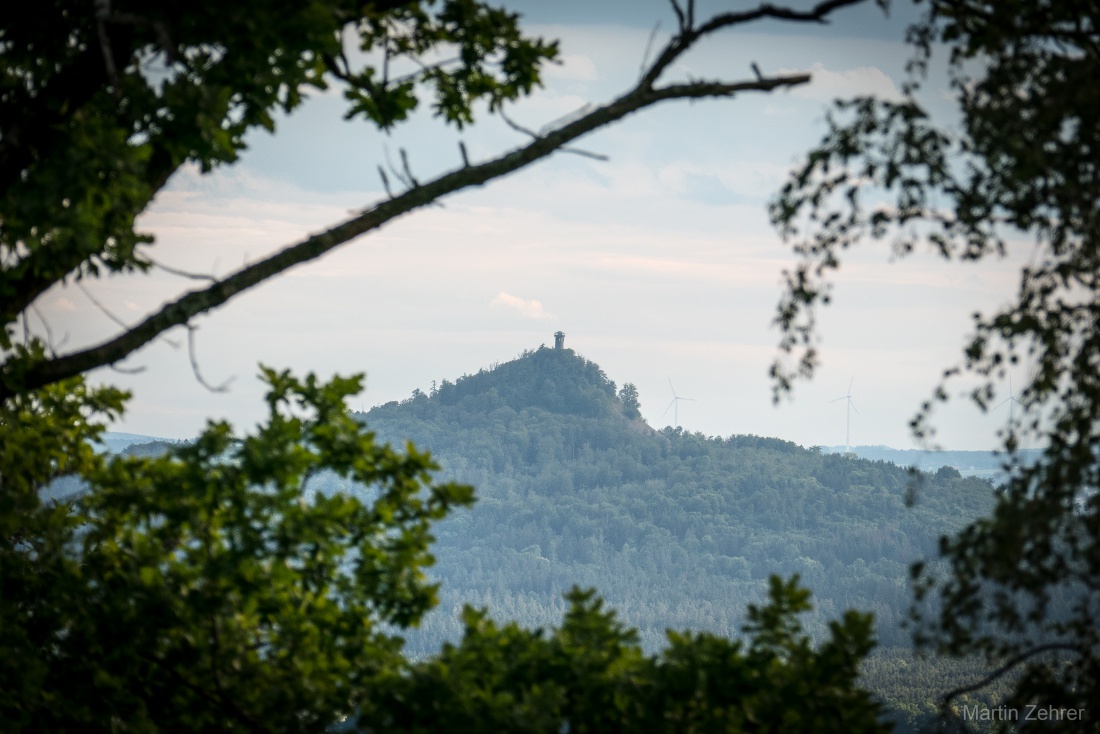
[[106, 345, 1003, 730], [352, 346, 995, 654]]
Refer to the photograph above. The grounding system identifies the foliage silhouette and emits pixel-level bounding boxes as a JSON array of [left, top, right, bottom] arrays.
[[772, 0, 1100, 727]]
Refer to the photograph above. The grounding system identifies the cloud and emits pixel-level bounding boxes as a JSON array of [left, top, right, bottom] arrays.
[[491, 292, 552, 319], [51, 296, 77, 312], [787, 62, 903, 102], [542, 53, 599, 82], [655, 160, 792, 204]]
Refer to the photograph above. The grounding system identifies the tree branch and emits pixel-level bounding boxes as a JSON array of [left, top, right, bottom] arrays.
[[149, 256, 218, 283], [187, 325, 235, 393], [501, 108, 608, 161], [640, 0, 866, 89], [940, 642, 1084, 714], [5, 0, 861, 399], [8, 73, 811, 399]]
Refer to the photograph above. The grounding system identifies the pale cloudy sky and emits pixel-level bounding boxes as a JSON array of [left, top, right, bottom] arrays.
[[38, 1, 1032, 451]]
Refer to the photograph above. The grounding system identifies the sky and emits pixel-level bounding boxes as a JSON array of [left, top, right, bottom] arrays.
[[36, 0, 1034, 451]]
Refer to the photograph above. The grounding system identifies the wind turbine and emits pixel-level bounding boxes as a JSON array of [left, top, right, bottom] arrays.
[[831, 377, 859, 455], [661, 377, 696, 428], [995, 377, 1024, 426]]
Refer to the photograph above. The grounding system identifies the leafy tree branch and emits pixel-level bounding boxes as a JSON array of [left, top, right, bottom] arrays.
[[4, 0, 867, 400], [772, 0, 1100, 720]]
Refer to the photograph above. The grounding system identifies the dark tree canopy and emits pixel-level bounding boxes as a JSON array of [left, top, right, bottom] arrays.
[[2, 371, 475, 732], [360, 579, 888, 734], [0, 0, 555, 321], [772, 0, 1100, 726]]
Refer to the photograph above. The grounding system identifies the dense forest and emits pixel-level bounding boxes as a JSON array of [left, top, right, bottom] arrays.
[[112, 345, 1010, 731], [340, 345, 1004, 731], [352, 346, 993, 647]]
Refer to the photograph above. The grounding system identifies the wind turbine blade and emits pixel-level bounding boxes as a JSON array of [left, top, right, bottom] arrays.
[[661, 398, 676, 418], [830, 396, 848, 403], [849, 399, 859, 414], [668, 376, 677, 398], [848, 376, 854, 395], [680, 397, 697, 402]]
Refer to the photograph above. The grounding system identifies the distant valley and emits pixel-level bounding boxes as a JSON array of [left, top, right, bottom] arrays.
[[821, 445, 1042, 484]]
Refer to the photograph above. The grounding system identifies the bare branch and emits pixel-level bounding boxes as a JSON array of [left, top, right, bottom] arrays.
[[94, 0, 120, 89], [669, 0, 687, 34], [641, 0, 866, 90], [399, 148, 419, 188], [940, 642, 1084, 714], [93, 0, 181, 85], [562, 148, 610, 162], [149, 257, 218, 283], [539, 104, 594, 136], [382, 35, 391, 87], [459, 141, 470, 168], [30, 304, 61, 356], [109, 362, 147, 375], [383, 147, 411, 189], [188, 325, 235, 393], [388, 55, 463, 88], [4, 0, 863, 399], [499, 108, 538, 139], [398, 148, 444, 206], [322, 53, 352, 83], [78, 280, 181, 350], [8, 69, 813, 398], [378, 166, 395, 198], [700, 0, 865, 32], [502, 108, 607, 161], [77, 280, 134, 333], [640, 22, 663, 82]]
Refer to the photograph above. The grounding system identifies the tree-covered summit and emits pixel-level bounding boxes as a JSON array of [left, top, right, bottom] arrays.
[[348, 346, 1003, 731], [366, 345, 644, 423], [355, 345, 995, 649]]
